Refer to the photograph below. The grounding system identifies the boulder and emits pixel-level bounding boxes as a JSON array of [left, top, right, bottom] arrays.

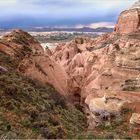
[[0, 66, 8, 73], [85, 92, 129, 128], [130, 113, 140, 126]]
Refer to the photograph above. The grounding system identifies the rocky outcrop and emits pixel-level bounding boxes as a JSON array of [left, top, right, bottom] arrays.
[[18, 55, 68, 95], [3, 29, 44, 54], [51, 28, 140, 129], [115, 1, 140, 34], [85, 91, 130, 129], [0, 29, 69, 95], [130, 113, 140, 127], [52, 31, 140, 97]]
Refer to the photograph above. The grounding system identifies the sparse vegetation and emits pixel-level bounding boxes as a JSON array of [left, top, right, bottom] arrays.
[[0, 51, 87, 139], [34, 32, 98, 43], [35, 63, 48, 76], [122, 79, 140, 92]]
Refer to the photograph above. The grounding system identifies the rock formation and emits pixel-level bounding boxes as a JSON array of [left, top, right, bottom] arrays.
[[115, 0, 140, 34], [0, 29, 89, 139], [0, 29, 69, 95], [1, 1, 140, 138], [49, 2, 140, 133], [130, 113, 140, 127]]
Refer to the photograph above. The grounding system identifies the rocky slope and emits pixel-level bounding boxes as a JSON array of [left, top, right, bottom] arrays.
[[0, 30, 87, 139], [0, 29, 69, 96]]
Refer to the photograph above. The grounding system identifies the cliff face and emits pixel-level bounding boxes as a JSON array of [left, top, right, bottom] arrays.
[[51, 31, 140, 137], [52, 33, 140, 96], [115, 9, 140, 34], [115, 1, 140, 34]]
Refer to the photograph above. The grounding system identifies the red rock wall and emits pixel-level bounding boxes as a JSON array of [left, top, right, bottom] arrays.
[[115, 9, 140, 34]]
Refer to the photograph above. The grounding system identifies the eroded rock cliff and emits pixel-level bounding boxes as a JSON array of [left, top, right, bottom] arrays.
[[115, 0, 140, 34], [51, 28, 140, 138]]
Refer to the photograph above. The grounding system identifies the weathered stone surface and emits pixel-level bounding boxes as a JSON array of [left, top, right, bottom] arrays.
[[115, 1, 140, 34], [85, 92, 129, 128], [129, 0, 140, 9], [115, 9, 140, 34], [0, 30, 69, 95], [130, 113, 140, 126]]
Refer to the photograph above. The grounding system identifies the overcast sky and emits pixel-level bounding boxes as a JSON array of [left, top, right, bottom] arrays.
[[0, 0, 137, 28]]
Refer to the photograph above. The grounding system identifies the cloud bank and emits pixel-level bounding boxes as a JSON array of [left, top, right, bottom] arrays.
[[0, 0, 137, 28]]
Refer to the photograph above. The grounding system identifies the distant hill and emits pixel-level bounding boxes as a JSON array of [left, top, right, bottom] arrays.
[[28, 27, 113, 33], [0, 27, 113, 33]]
